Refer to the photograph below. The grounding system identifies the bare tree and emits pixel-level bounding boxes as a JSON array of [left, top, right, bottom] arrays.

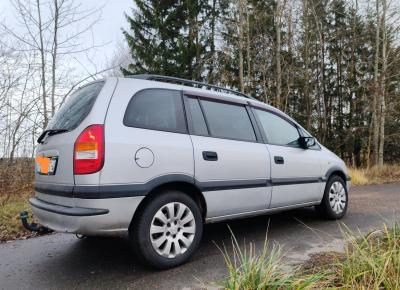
[[372, 0, 380, 166], [378, 0, 387, 166], [1, 0, 104, 129], [275, 0, 283, 109], [237, 0, 246, 93], [0, 0, 112, 159]]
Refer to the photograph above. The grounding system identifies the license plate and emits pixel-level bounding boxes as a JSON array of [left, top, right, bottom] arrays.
[[36, 156, 58, 175]]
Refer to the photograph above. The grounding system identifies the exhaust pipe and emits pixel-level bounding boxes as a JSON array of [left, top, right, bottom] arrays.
[[20, 211, 52, 234]]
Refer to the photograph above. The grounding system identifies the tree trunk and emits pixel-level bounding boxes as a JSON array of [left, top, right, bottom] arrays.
[[208, 0, 216, 83], [372, 0, 380, 166], [36, 0, 48, 128], [302, 0, 312, 129], [275, 0, 282, 109], [284, 5, 293, 113], [378, 0, 387, 166], [238, 0, 245, 93], [246, 9, 251, 94], [50, 0, 59, 117]]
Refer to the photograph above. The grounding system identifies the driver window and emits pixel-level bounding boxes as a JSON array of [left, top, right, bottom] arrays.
[[255, 109, 300, 147]]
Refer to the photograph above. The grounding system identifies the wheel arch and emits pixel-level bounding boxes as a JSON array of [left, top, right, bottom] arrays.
[[325, 166, 349, 185], [130, 179, 207, 230]]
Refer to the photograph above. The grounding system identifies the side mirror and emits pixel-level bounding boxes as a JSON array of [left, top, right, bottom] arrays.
[[299, 136, 316, 149]]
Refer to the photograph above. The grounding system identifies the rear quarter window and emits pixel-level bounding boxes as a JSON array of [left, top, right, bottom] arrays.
[[47, 81, 104, 131], [123, 89, 187, 134]]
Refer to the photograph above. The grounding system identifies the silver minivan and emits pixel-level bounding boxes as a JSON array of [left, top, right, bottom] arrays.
[[31, 75, 350, 268]]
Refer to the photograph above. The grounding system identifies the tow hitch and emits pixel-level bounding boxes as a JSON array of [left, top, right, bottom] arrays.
[[20, 211, 53, 234]]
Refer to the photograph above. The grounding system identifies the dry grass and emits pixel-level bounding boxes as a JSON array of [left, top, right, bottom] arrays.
[[0, 158, 34, 198], [0, 159, 35, 241], [0, 194, 34, 241], [349, 164, 400, 186], [334, 225, 400, 289]]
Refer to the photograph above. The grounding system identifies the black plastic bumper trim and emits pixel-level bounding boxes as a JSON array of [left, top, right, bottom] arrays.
[[271, 177, 322, 186], [35, 182, 73, 197], [197, 179, 271, 191], [29, 197, 109, 216]]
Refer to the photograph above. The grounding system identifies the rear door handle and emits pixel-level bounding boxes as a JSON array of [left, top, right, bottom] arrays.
[[203, 151, 218, 161], [274, 156, 284, 164]]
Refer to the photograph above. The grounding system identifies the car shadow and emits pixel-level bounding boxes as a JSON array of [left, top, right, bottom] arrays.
[[56, 206, 320, 277]]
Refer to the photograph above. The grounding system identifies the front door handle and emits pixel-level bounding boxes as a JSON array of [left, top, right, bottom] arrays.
[[203, 151, 218, 161], [274, 156, 284, 164]]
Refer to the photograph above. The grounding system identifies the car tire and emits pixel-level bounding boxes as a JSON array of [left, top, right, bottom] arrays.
[[130, 190, 203, 269], [316, 175, 348, 219]]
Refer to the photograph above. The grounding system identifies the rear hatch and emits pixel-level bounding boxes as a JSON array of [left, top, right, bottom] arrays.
[[35, 80, 109, 200]]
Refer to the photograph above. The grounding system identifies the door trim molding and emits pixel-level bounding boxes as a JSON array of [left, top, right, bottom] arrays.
[[35, 176, 327, 199], [206, 201, 320, 223], [271, 177, 323, 186]]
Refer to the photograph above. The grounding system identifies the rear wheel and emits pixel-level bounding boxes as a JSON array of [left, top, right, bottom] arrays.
[[130, 190, 203, 269], [316, 175, 348, 219]]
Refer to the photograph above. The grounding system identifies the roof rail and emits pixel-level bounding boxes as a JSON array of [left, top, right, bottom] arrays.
[[127, 74, 257, 100]]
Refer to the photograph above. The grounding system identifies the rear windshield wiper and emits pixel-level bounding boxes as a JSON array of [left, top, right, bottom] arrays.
[[37, 129, 69, 144]]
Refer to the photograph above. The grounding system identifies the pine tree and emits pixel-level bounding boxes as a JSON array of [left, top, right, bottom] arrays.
[[123, 0, 212, 80]]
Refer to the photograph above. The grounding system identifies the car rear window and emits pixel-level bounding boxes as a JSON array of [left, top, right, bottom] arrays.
[[46, 81, 104, 131]]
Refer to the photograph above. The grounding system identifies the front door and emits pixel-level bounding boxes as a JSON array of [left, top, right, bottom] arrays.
[[252, 108, 323, 208]]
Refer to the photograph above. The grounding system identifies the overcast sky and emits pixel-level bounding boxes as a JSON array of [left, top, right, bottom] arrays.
[[0, 0, 134, 73]]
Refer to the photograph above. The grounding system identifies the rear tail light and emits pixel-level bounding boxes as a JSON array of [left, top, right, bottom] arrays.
[[74, 124, 104, 175]]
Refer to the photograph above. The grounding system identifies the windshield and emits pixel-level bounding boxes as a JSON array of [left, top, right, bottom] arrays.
[[46, 81, 104, 131]]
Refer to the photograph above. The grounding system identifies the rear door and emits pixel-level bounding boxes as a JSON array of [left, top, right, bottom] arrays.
[[252, 108, 323, 208], [35, 80, 111, 194], [185, 95, 271, 218]]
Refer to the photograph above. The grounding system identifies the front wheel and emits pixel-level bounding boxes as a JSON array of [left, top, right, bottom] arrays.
[[316, 175, 348, 219], [130, 190, 203, 269]]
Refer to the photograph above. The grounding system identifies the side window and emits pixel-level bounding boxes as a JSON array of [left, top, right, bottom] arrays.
[[255, 109, 300, 147], [200, 100, 256, 142], [123, 89, 186, 133], [186, 97, 208, 136]]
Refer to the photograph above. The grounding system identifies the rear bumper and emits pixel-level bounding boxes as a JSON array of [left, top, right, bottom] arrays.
[[30, 197, 109, 216], [30, 193, 145, 236]]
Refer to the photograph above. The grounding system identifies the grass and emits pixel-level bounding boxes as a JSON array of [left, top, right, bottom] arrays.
[[220, 224, 400, 289], [334, 224, 400, 289], [349, 164, 400, 186], [0, 194, 34, 241], [218, 228, 323, 289], [0, 159, 35, 242]]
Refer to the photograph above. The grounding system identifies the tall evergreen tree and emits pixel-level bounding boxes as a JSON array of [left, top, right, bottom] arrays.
[[123, 0, 212, 80], [120, 0, 400, 166]]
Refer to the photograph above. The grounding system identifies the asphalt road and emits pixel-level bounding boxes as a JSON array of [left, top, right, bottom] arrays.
[[1, 183, 399, 290]]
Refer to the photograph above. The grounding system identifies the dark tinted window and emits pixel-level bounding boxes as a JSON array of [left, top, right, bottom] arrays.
[[200, 100, 256, 141], [255, 109, 300, 147], [124, 89, 186, 133], [187, 97, 208, 135], [47, 81, 104, 131]]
